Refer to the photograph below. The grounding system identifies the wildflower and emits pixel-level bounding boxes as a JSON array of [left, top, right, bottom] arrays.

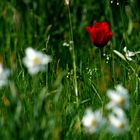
[[0, 64, 10, 88], [116, 2, 119, 5], [23, 47, 51, 75], [86, 21, 112, 47], [106, 85, 129, 109], [123, 46, 140, 61], [63, 42, 69, 47], [110, 0, 113, 4], [108, 107, 129, 135], [64, 0, 69, 5], [110, 0, 120, 5], [114, 47, 140, 61], [82, 108, 106, 133]]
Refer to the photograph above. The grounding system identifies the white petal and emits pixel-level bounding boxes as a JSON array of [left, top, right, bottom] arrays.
[[28, 66, 40, 75], [106, 101, 117, 109], [112, 107, 126, 118], [41, 55, 51, 64], [107, 90, 119, 100], [115, 85, 128, 96], [127, 51, 135, 57], [123, 47, 127, 52], [25, 47, 37, 59], [23, 57, 34, 68], [113, 50, 126, 61]]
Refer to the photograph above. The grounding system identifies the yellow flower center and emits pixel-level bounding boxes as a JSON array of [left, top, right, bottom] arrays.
[[33, 57, 41, 65], [91, 119, 97, 127], [117, 122, 125, 129], [117, 97, 125, 106]]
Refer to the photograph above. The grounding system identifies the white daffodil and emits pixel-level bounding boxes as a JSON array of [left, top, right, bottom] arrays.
[[108, 107, 129, 135], [23, 47, 51, 75], [82, 108, 106, 133], [106, 85, 129, 109], [0, 64, 10, 88]]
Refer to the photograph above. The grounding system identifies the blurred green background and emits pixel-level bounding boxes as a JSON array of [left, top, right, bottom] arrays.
[[0, 0, 140, 140]]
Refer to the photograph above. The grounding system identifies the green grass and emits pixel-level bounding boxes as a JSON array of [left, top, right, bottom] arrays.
[[0, 0, 140, 139]]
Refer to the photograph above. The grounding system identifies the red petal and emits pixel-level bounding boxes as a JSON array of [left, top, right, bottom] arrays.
[[86, 26, 91, 33]]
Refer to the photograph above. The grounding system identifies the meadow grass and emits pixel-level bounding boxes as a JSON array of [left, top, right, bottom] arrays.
[[0, 0, 140, 140]]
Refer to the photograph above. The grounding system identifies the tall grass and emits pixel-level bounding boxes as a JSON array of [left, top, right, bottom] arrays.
[[0, 0, 139, 139]]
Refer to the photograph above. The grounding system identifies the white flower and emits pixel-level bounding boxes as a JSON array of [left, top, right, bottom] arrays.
[[114, 47, 140, 61], [123, 47, 135, 61], [0, 64, 10, 88], [112, 107, 126, 118], [82, 108, 106, 133], [108, 107, 129, 135], [63, 42, 69, 47], [106, 85, 129, 109], [23, 47, 51, 75], [64, 0, 69, 5]]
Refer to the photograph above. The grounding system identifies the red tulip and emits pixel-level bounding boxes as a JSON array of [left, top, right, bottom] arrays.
[[86, 21, 113, 47]]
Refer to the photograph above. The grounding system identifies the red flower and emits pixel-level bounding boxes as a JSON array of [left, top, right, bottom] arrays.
[[86, 21, 113, 47]]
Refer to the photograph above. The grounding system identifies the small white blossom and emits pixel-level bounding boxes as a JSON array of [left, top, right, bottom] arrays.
[[123, 47, 135, 61], [64, 0, 69, 5], [114, 47, 140, 61], [82, 108, 106, 133], [116, 2, 119, 5], [0, 64, 10, 88], [110, 0, 113, 4], [106, 85, 129, 109], [108, 107, 129, 135], [63, 42, 69, 47], [23, 47, 51, 75]]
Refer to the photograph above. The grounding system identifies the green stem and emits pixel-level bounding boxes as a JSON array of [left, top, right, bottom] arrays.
[[67, 5, 79, 106], [99, 48, 103, 77], [108, 1, 116, 86], [46, 65, 48, 90]]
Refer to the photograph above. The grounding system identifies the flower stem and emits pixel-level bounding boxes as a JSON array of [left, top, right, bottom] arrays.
[[99, 48, 104, 76], [108, 0, 116, 86], [67, 5, 79, 106], [46, 65, 48, 90]]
